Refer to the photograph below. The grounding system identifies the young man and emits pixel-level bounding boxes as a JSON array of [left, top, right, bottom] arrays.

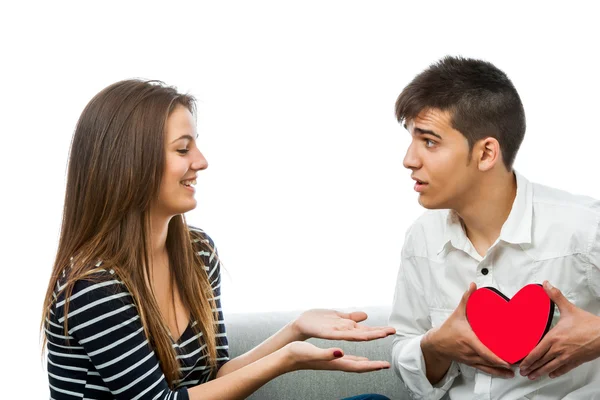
[[389, 56, 600, 399]]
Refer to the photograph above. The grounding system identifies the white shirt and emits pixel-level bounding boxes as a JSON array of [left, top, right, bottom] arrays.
[[389, 172, 600, 400]]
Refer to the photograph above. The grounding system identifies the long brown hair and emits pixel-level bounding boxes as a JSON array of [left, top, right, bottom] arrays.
[[40, 79, 218, 385]]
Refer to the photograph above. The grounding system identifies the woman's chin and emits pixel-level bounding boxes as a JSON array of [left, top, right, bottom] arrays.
[[166, 200, 198, 216]]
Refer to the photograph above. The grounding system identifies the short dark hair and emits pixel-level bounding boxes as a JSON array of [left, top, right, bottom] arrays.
[[395, 56, 526, 169]]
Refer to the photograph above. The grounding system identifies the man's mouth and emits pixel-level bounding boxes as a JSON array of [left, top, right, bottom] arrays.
[[413, 178, 428, 193]]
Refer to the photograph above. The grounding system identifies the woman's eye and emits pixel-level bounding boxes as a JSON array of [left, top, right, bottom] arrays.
[[176, 149, 189, 155]]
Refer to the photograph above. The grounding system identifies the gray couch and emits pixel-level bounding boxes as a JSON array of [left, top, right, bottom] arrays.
[[225, 306, 413, 400]]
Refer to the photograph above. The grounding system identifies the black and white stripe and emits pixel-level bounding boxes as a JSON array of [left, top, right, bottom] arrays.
[[46, 228, 229, 399]]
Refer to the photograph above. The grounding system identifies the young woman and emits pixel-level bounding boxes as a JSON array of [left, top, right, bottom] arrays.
[[41, 79, 394, 400]]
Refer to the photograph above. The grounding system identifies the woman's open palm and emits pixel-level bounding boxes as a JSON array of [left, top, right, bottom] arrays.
[[294, 309, 395, 341], [286, 341, 390, 373]]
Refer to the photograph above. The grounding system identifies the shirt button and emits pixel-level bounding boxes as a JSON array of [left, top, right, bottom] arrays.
[[481, 268, 489, 275]]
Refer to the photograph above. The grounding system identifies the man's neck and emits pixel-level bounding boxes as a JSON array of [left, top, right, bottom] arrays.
[[455, 171, 517, 257]]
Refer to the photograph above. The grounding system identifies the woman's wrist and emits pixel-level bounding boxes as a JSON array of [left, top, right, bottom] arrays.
[[274, 343, 299, 374], [288, 319, 310, 342]]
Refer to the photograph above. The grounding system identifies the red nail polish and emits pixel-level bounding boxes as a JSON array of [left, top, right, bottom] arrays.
[[333, 351, 343, 357]]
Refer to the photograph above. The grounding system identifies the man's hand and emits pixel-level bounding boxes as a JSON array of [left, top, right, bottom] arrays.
[[292, 309, 396, 342], [421, 282, 513, 383], [519, 281, 600, 380]]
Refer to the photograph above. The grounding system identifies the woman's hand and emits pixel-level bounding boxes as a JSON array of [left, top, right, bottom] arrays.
[[283, 341, 391, 373], [292, 309, 396, 341]]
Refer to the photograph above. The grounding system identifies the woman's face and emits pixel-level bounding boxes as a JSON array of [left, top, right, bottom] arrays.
[[152, 104, 208, 218]]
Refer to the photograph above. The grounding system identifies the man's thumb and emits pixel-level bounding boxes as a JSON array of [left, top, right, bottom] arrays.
[[543, 281, 569, 310], [460, 282, 477, 307]]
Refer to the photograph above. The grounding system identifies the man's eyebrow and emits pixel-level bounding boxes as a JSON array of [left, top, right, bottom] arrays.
[[170, 134, 198, 144], [414, 127, 442, 140]]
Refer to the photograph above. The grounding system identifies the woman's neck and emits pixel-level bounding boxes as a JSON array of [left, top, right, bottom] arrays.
[[149, 211, 171, 270]]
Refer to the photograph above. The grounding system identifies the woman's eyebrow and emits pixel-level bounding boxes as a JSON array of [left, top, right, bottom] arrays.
[[170, 134, 196, 144]]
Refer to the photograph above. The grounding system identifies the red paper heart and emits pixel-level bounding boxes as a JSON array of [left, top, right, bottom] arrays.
[[465, 284, 555, 364]]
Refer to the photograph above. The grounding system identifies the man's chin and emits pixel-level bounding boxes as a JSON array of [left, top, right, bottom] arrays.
[[417, 195, 443, 210]]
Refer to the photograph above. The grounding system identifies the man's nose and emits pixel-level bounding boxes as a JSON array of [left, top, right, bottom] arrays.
[[403, 142, 421, 170]]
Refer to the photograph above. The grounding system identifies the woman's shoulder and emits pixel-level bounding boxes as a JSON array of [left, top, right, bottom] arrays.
[[52, 265, 133, 322], [188, 225, 216, 248], [188, 226, 221, 281], [188, 225, 219, 262], [56, 263, 126, 292]]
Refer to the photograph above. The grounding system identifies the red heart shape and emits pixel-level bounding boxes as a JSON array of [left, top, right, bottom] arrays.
[[465, 284, 555, 364]]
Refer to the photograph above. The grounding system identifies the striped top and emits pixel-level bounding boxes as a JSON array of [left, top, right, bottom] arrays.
[[45, 228, 229, 399]]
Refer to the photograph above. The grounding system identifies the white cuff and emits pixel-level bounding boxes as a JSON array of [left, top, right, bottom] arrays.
[[392, 334, 460, 400]]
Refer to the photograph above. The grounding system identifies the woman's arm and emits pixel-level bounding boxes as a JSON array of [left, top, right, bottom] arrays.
[[50, 273, 387, 400], [216, 320, 301, 377], [217, 309, 395, 377], [192, 341, 388, 400], [194, 228, 395, 378]]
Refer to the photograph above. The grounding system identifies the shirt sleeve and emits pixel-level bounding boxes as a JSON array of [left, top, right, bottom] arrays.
[[389, 228, 460, 400], [585, 201, 600, 298], [53, 273, 190, 400]]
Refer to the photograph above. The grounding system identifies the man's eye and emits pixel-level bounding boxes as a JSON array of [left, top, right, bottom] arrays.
[[425, 139, 436, 148], [176, 149, 189, 154]]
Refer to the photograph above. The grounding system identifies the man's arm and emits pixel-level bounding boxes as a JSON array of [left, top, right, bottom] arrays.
[[420, 329, 453, 384], [520, 209, 600, 380], [390, 234, 513, 399], [389, 244, 460, 399], [519, 281, 600, 380], [420, 283, 513, 378]]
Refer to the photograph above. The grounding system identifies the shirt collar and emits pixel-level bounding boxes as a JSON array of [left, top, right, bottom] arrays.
[[437, 171, 533, 255], [437, 210, 468, 255], [499, 171, 533, 245]]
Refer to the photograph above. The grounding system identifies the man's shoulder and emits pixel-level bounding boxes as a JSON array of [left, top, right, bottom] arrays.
[[402, 209, 450, 256], [529, 181, 600, 259], [409, 209, 450, 232], [531, 181, 600, 218]]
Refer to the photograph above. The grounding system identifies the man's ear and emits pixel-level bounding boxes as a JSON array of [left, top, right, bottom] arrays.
[[476, 137, 501, 171]]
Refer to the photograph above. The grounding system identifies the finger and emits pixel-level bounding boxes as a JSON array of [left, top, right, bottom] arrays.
[[549, 361, 579, 379], [519, 338, 553, 373], [526, 356, 563, 380], [333, 311, 368, 323], [357, 325, 396, 335], [340, 355, 369, 362], [324, 328, 395, 341], [317, 347, 345, 361], [470, 338, 511, 369], [543, 281, 571, 311], [458, 282, 477, 312], [472, 364, 514, 378], [327, 359, 391, 373], [347, 311, 368, 323]]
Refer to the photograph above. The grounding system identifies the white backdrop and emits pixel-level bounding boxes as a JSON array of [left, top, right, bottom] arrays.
[[1, 0, 599, 396]]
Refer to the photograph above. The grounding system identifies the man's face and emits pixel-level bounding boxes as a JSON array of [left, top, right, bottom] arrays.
[[403, 108, 478, 210]]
